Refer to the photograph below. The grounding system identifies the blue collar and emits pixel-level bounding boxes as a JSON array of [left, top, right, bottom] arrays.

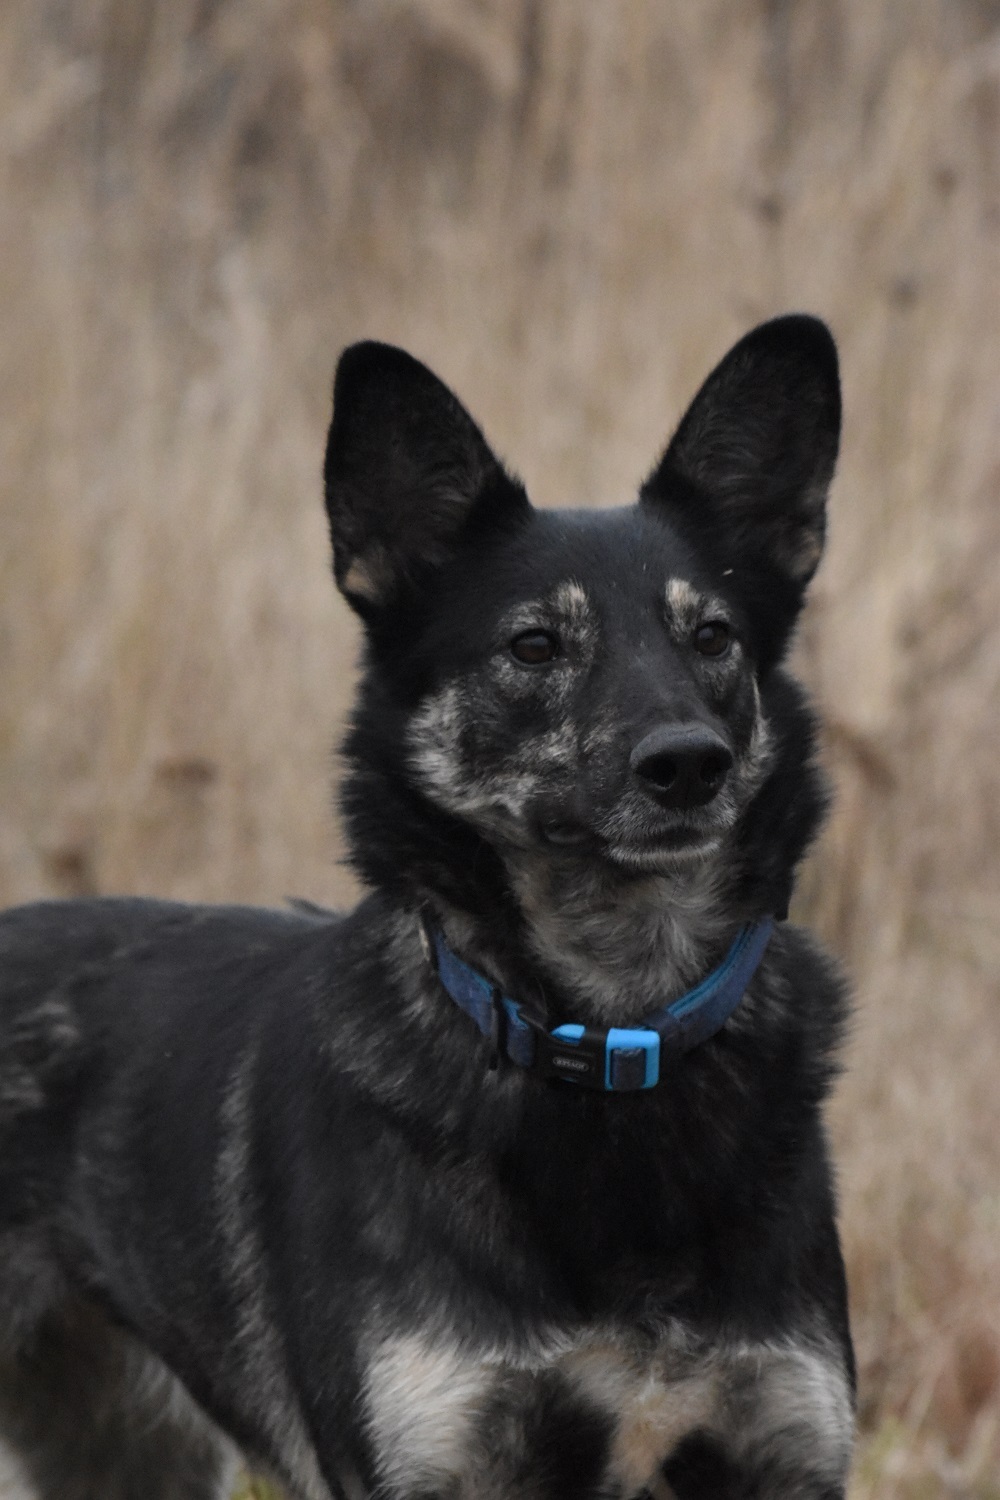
[[422, 915, 775, 1092]]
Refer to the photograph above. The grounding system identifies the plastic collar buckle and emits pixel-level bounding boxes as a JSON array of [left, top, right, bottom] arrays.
[[534, 1024, 607, 1088], [533, 1023, 660, 1091]]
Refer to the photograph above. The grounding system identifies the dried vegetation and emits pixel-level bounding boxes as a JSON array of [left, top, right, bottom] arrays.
[[2, 2, 999, 1495]]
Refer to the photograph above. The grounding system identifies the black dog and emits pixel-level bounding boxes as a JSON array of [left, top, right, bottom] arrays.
[[0, 316, 854, 1500]]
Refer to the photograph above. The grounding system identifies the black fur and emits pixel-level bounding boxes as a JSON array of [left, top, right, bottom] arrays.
[[0, 317, 854, 1500]]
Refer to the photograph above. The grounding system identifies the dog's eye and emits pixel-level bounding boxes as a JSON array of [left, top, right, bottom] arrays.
[[693, 621, 730, 657], [510, 630, 560, 665]]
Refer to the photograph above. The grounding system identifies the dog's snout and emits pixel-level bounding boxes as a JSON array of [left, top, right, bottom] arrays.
[[630, 724, 733, 810]]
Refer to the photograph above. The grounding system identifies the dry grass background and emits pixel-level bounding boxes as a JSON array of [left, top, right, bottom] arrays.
[[1, 1, 999, 1495]]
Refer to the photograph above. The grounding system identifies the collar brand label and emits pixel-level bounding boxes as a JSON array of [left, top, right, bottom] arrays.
[[552, 1054, 592, 1074]]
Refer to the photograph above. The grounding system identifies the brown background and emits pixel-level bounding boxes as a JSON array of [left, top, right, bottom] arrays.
[[2, 4, 999, 1495]]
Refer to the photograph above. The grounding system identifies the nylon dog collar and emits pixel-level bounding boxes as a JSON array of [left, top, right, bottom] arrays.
[[421, 915, 774, 1092]]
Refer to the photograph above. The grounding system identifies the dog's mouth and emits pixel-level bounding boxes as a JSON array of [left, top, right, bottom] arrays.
[[536, 815, 719, 869], [601, 831, 721, 871], [538, 819, 593, 849]]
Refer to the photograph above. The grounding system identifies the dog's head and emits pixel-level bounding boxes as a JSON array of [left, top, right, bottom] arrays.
[[325, 318, 839, 904]]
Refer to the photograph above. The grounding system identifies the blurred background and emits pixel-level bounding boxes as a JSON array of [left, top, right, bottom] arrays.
[[1, 2, 999, 1495]]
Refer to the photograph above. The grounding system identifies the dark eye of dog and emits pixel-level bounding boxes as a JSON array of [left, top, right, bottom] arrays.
[[510, 630, 560, 665], [694, 621, 730, 657]]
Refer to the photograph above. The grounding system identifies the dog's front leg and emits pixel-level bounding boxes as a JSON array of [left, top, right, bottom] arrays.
[[660, 1430, 846, 1498], [657, 1337, 853, 1500]]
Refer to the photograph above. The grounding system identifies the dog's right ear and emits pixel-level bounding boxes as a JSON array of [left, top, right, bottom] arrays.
[[640, 315, 840, 666], [324, 342, 528, 618]]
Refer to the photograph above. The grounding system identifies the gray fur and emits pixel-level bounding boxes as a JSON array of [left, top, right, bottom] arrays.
[[408, 569, 775, 1025], [0, 319, 852, 1498], [0, 997, 80, 1115], [358, 1320, 852, 1499], [0, 1302, 239, 1500], [213, 1048, 330, 1500]]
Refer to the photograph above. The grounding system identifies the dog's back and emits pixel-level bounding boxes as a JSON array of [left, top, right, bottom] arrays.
[[0, 900, 349, 1500]]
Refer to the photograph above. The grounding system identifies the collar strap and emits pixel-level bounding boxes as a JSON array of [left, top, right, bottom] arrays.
[[422, 915, 774, 1092]]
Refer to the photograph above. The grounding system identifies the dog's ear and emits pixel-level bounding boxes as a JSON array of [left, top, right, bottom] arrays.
[[642, 315, 840, 651], [324, 342, 528, 617]]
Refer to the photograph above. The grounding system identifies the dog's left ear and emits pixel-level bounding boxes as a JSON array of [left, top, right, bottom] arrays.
[[642, 315, 840, 652], [324, 342, 527, 618]]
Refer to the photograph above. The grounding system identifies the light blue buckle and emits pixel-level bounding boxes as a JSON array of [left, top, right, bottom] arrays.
[[550, 1023, 660, 1090]]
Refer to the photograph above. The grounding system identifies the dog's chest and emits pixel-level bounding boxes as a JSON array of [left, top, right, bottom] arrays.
[[361, 1324, 853, 1499]]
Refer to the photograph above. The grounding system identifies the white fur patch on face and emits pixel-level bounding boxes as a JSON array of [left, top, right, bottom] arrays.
[[408, 686, 579, 829], [405, 578, 601, 836], [664, 575, 703, 622], [550, 579, 597, 642], [663, 577, 731, 647], [364, 1333, 493, 1497], [727, 677, 774, 804], [407, 682, 468, 806], [495, 580, 599, 684]]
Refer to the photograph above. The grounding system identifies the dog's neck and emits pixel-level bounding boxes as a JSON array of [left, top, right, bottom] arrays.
[[431, 847, 735, 1028]]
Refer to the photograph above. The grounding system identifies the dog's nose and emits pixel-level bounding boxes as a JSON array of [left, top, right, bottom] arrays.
[[630, 724, 733, 810]]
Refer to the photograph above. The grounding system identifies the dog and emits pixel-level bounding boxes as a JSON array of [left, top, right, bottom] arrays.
[[0, 314, 854, 1500]]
